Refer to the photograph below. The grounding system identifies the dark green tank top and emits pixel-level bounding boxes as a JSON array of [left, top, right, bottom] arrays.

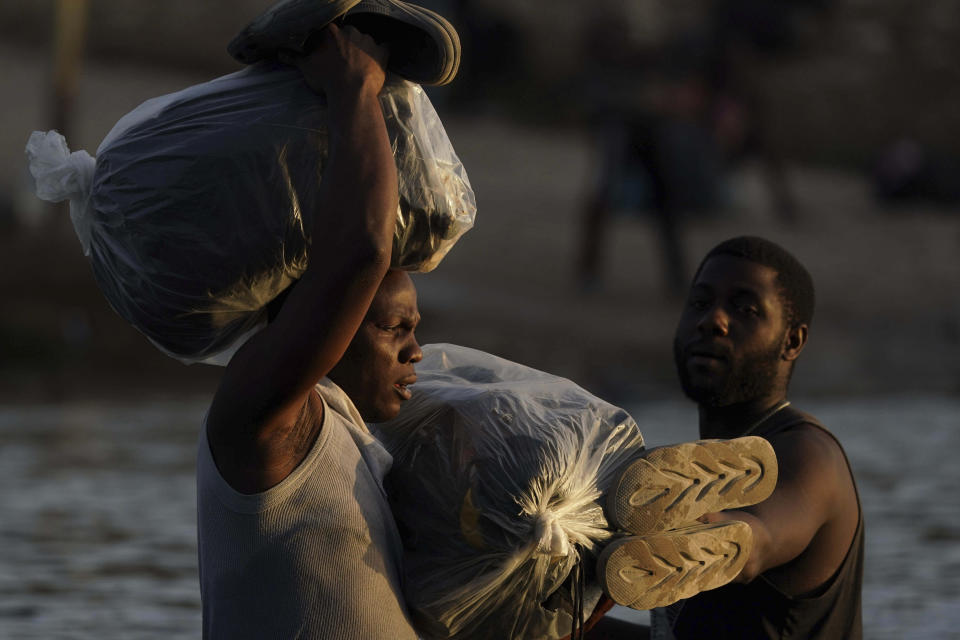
[[664, 406, 864, 640]]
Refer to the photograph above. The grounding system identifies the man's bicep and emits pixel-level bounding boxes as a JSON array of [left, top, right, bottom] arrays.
[[742, 430, 844, 570]]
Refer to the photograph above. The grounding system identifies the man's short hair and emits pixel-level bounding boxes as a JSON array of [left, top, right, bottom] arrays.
[[695, 236, 815, 328]]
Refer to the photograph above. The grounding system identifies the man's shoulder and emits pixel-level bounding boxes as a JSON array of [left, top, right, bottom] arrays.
[[770, 406, 850, 460], [769, 424, 844, 468], [316, 377, 367, 429], [202, 382, 328, 495], [762, 405, 845, 456], [772, 404, 827, 432], [766, 407, 858, 505]]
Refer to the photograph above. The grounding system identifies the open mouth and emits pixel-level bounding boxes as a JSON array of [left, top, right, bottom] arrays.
[[393, 375, 417, 400]]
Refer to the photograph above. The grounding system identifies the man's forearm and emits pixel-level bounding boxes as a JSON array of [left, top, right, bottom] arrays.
[[210, 26, 396, 428], [311, 79, 397, 272]]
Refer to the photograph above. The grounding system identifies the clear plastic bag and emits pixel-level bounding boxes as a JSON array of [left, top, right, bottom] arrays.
[[372, 344, 646, 640], [25, 63, 475, 365]]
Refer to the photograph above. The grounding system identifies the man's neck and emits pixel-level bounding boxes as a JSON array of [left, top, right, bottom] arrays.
[[698, 393, 789, 439]]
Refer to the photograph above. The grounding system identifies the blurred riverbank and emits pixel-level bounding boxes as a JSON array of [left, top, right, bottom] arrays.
[[1, 34, 959, 404]]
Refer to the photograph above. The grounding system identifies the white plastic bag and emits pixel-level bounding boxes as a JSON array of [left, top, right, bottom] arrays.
[[372, 344, 646, 640], [25, 63, 476, 365]]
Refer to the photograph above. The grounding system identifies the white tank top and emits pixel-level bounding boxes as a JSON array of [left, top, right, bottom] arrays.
[[197, 378, 418, 640]]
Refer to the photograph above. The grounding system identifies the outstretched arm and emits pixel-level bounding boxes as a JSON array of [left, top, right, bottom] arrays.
[[207, 24, 397, 491], [704, 427, 857, 595]]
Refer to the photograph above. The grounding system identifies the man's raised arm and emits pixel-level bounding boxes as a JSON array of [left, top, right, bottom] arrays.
[[206, 24, 397, 490]]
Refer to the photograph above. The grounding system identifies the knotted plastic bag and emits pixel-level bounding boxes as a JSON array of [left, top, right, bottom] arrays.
[[25, 63, 475, 365], [372, 344, 646, 640]]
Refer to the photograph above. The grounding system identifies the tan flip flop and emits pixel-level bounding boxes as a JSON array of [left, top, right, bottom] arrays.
[[606, 436, 778, 535], [598, 521, 752, 610]]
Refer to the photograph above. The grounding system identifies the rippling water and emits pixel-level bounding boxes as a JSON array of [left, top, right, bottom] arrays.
[[0, 402, 204, 639], [1, 396, 958, 639]]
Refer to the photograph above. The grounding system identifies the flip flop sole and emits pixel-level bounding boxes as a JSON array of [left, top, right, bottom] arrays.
[[598, 521, 752, 610], [607, 436, 777, 535]]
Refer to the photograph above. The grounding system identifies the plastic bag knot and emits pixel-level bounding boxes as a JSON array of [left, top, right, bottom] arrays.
[[25, 130, 96, 255], [533, 511, 572, 558]]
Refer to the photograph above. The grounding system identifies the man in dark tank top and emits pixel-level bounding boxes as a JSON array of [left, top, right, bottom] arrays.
[[654, 235, 863, 639]]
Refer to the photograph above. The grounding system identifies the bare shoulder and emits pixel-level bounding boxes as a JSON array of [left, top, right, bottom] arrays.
[[770, 423, 843, 458], [204, 341, 325, 494], [767, 424, 855, 505]]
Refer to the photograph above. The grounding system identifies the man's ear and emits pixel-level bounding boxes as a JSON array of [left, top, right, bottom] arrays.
[[781, 324, 808, 362]]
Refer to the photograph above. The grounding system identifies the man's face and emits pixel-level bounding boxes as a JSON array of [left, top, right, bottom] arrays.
[[329, 271, 422, 422], [673, 255, 789, 408]]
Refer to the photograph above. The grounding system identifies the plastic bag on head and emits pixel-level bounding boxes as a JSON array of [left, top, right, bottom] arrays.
[[372, 344, 646, 640], [27, 63, 475, 365]]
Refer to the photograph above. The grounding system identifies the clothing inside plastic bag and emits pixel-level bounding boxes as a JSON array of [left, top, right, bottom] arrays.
[[372, 344, 646, 640], [25, 63, 475, 365]]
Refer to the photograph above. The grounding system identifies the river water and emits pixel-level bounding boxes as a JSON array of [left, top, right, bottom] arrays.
[[1, 395, 958, 639]]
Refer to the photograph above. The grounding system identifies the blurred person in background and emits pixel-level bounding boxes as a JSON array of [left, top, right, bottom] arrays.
[[576, 0, 831, 297], [658, 235, 862, 639], [873, 137, 960, 208]]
